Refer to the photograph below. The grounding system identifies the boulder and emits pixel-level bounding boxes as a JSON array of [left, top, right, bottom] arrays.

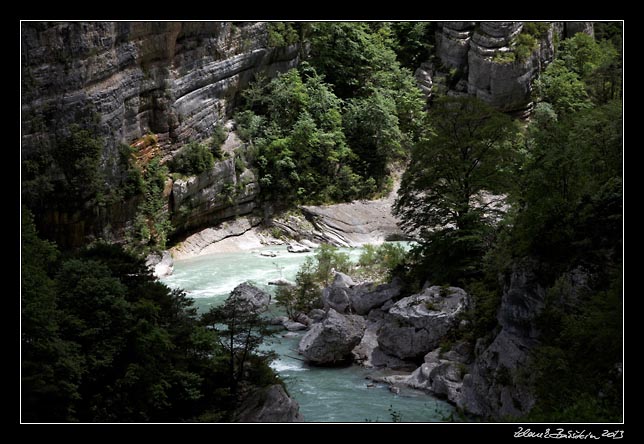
[[260, 251, 278, 257], [377, 286, 469, 360], [283, 321, 307, 331], [308, 309, 326, 322], [333, 272, 355, 288], [384, 347, 469, 405], [351, 314, 416, 371], [235, 384, 303, 422], [298, 309, 366, 365], [268, 316, 289, 326], [322, 286, 351, 314], [349, 277, 403, 315], [230, 282, 271, 311], [287, 242, 311, 253], [294, 312, 312, 326], [145, 250, 174, 278]]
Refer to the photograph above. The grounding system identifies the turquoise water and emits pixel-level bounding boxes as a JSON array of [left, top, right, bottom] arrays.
[[161, 244, 454, 422]]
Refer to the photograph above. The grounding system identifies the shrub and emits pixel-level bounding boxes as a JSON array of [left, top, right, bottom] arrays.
[[168, 142, 214, 176], [522, 22, 551, 39], [356, 242, 407, 282], [267, 22, 300, 47], [210, 124, 228, 159], [515, 33, 538, 61]]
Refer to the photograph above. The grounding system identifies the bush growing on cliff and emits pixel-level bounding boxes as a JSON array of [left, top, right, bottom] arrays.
[[168, 141, 215, 176], [210, 124, 227, 159], [267, 22, 300, 47], [127, 157, 172, 254]]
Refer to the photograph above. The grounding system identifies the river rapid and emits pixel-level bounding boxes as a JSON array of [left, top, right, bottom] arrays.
[[161, 244, 454, 422]]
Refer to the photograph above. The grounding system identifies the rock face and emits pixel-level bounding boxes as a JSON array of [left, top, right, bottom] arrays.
[[377, 286, 469, 360], [435, 22, 476, 70], [21, 22, 300, 247], [235, 384, 304, 422], [414, 61, 434, 100], [170, 216, 260, 259], [271, 186, 407, 247], [298, 309, 366, 365], [145, 250, 174, 278], [432, 21, 567, 114], [459, 258, 546, 419], [170, 150, 260, 236], [565, 22, 594, 38]]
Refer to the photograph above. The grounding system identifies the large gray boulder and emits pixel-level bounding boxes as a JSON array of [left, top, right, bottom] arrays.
[[349, 277, 403, 315], [235, 384, 304, 422], [322, 273, 401, 315], [321, 273, 354, 313], [377, 286, 469, 360], [405, 349, 468, 405], [283, 320, 307, 331], [351, 309, 416, 370], [298, 309, 366, 365], [230, 282, 271, 311]]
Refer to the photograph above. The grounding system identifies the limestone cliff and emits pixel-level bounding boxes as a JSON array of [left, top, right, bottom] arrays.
[[430, 21, 593, 114], [458, 258, 546, 419], [21, 21, 300, 247]]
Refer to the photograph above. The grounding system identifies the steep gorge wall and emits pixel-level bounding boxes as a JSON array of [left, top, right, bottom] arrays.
[[21, 21, 300, 247], [430, 21, 592, 113]]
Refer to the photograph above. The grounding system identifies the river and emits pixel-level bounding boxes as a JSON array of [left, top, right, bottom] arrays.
[[161, 244, 454, 422]]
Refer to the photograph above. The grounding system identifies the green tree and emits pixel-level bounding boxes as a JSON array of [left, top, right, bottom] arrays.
[[395, 96, 517, 234], [275, 244, 353, 319], [356, 243, 407, 283], [343, 91, 403, 188], [389, 22, 435, 69], [557, 32, 622, 104], [21, 207, 82, 421], [238, 66, 361, 203], [128, 157, 172, 253], [534, 60, 590, 114], [275, 258, 320, 320], [394, 96, 517, 285], [201, 287, 276, 401]]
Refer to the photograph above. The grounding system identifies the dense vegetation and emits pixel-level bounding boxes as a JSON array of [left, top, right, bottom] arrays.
[[22, 207, 278, 422], [236, 22, 427, 205], [394, 24, 622, 422]]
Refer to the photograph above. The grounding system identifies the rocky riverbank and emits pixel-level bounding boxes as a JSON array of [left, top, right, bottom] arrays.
[[167, 168, 408, 260], [260, 270, 474, 413]]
